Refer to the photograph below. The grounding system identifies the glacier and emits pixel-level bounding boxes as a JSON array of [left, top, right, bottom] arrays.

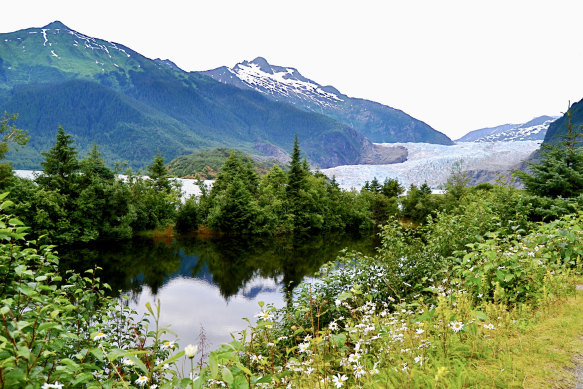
[[320, 141, 542, 190]]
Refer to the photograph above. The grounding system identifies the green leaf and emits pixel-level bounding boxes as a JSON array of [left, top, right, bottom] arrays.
[[155, 350, 184, 371], [222, 367, 234, 386], [236, 362, 252, 376], [38, 322, 60, 332], [8, 218, 24, 226], [472, 310, 489, 322], [17, 346, 31, 361], [254, 375, 272, 384], [90, 347, 104, 362], [73, 372, 95, 385], [209, 354, 219, 379]]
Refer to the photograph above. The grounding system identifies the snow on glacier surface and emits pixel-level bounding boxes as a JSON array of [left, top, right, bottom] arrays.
[[320, 141, 541, 190]]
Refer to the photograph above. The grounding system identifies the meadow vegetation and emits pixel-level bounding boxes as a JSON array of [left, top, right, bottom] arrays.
[[2, 112, 583, 387]]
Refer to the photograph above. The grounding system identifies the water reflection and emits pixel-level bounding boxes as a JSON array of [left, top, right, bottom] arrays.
[[60, 232, 377, 348]]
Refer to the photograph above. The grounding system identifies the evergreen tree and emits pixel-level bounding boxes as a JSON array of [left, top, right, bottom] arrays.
[[287, 135, 307, 199], [211, 151, 244, 195], [381, 178, 405, 198], [147, 151, 172, 193], [286, 135, 311, 232], [515, 107, 583, 198], [80, 143, 115, 184], [243, 160, 259, 195], [370, 177, 381, 193], [37, 126, 80, 195]]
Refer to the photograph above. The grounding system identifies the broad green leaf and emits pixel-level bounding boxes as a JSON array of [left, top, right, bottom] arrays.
[[222, 367, 234, 386]]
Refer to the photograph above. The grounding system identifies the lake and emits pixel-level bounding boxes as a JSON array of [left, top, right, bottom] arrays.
[[59, 232, 379, 351]]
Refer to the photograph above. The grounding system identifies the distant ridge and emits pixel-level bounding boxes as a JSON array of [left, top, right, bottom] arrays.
[[457, 115, 558, 143], [202, 57, 453, 145]]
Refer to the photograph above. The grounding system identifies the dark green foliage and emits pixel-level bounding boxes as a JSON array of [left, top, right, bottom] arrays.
[[286, 135, 307, 200], [147, 151, 172, 193], [381, 178, 405, 198], [198, 142, 377, 235], [37, 126, 79, 194], [175, 196, 200, 233], [400, 183, 441, 223], [167, 148, 278, 178], [515, 107, 583, 198], [543, 98, 583, 146], [4, 128, 179, 244]]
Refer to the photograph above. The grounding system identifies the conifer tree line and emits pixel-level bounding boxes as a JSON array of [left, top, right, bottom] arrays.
[[1, 125, 181, 245], [1, 110, 583, 245]]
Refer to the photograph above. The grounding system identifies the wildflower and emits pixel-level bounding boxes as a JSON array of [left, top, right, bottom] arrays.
[[414, 355, 424, 365], [304, 367, 315, 376], [329, 321, 339, 331], [121, 357, 135, 366], [93, 332, 106, 341], [483, 323, 495, 330], [135, 376, 148, 386], [161, 340, 175, 350], [250, 354, 263, 363], [256, 311, 272, 320], [42, 383, 64, 389], [354, 364, 366, 378], [347, 352, 361, 363], [370, 363, 379, 375], [185, 344, 198, 359], [298, 342, 310, 353], [332, 374, 348, 388], [449, 321, 464, 333], [416, 328, 425, 335]]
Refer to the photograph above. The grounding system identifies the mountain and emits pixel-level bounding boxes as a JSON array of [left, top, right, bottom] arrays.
[[202, 57, 453, 145], [542, 98, 583, 146], [0, 22, 404, 169], [457, 116, 557, 143]]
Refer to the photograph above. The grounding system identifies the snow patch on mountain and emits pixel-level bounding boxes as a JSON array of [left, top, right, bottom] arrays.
[[473, 118, 555, 142], [457, 116, 557, 142], [27, 22, 132, 60], [226, 57, 343, 108], [320, 141, 541, 190]]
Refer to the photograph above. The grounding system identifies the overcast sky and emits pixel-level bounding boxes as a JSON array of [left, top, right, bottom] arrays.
[[3, 0, 583, 140]]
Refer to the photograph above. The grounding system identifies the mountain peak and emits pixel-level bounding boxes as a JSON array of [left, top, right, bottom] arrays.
[[42, 21, 70, 30], [202, 58, 453, 145], [244, 56, 273, 74]]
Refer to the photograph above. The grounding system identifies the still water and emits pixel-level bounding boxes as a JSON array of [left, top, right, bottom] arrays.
[[60, 232, 378, 350]]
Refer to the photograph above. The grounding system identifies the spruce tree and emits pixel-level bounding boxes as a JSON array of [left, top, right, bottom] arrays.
[[515, 107, 583, 198], [80, 143, 114, 184], [147, 151, 172, 193], [287, 135, 306, 199], [37, 126, 80, 195]]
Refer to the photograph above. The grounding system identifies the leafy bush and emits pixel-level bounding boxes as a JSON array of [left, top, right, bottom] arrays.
[[0, 195, 190, 387]]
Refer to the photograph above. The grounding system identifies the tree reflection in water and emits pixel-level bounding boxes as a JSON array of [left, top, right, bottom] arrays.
[[59, 232, 378, 304]]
